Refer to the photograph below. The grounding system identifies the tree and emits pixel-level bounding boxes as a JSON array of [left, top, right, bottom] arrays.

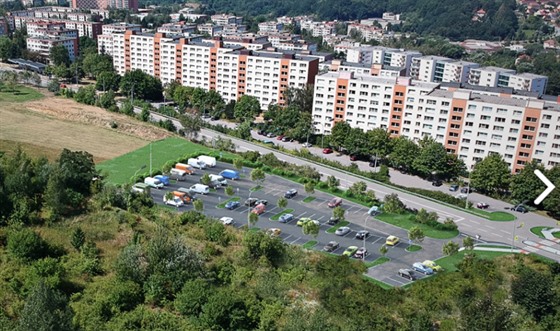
[[366, 128, 392, 158], [333, 206, 345, 220], [7, 227, 48, 261], [1, 71, 18, 92], [379, 245, 388, 256], [250, 168, 266, 187], [470, 154, 511, 195], [174, 278, 211, 316], [543, 166, 560, 218], [236, 121, 252, 140], [511, 268, 555, 321], [200, 173, 211, 185], [510, 160, 546, 205], [119, 69, 163, 101], [225, 186, 234, 196], [344, 127, 367, 156], [304, 181, 315, 195], [330, 121, 351, 151], [326, 175, 340, 190], [383, 193, 406, 214], [193, 199, 203, 212], [95, 71, 120, 91], [172, 85, 194, 109], [389, 136, 420, 171], [302, 220, 320, 239], [234, 95, 261, 122], [233, 158, 244, 171], [408, 226, 425, 244], [413, 137, 450, 179], [178, 112, 202, 140], [442, 241, 459, 256], [277, 196, 288, 209], [47, 78, 61, 93], [348, 181, 367, 197], [71, 227, 86, 252], [463, 236, 474, 250], [49, 44, 70, 67], [97, 90, 116, 109], [284, 85, 314, 112], [0, 37, 14, 62], [248, 211, 259, 227], [74, 85, 97, 105], [82, 53, 113, 78], [18, 281, 74, 331]]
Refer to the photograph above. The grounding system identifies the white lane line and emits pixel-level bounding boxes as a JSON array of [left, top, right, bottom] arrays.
[[290, 237, 302, 244], [296, 212, 307, 218], [283, 234, 293, 241], [353, 209, 363, 214], [500, 230, 510, 235]]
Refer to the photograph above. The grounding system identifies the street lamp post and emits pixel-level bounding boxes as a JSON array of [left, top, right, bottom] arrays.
[[363, 216, 369, 262], [247, 190, 254, 229]]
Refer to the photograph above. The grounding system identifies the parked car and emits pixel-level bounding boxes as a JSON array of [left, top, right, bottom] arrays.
[[368, 161, 376, 167], [449, 184, 459, 192], [188, 158, 206, 169], [412, 262, 434, 275], [513, 205, 528, 213], [343, 246, 359, 257], [266, 228, 282, 237], [460, 187, 472, 194], [172, 191, 193, 204], [335, 226, 351, 236], [302, 142, 312, 148], [456, 193, 468, 199], [279, 213, 294, 223], [197, 155, 216, 167], [323, 147, 333, 154], [144, 177, 164, 189], [432, 180, 443, 187], [154, 175, 170, 186], [255, 199, 268, 206], [225, 201, 240, 210], [164, 196, 184, 208], [327, 197, 342, 208], [398, 269, 416, 280], [220, 217, 234, 225], [284, 189, 298, 199], [174, 163, 195, 175], [422, 260, 443, 272], [257, 130, 266, 135], [262, 139, 274, 145], [251, 203, 266, 215], [189, 184, 210, 195], [355, 230, 370, 240], [244, 198, 259, 207], [282, 136, 293, 142], [170, 168, 188, 181], [323, 241, 340, 252], [385, 235, 399, 246], [368, 205, 381, 216], [220, 169, 240, 180], [266, 132, 276, 138], [349, 154, 358, 161], [476, 202, 489, 209], [209, 174, 227, 186], [353, 247, 368, 259], [296, 217, 319, 227], [327, 217, 340, 225], [277, 135, 285, 140]]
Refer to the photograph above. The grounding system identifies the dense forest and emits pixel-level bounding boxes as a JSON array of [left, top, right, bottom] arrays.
[[1, 147, 560, 330], [199, 0, 519, 40]]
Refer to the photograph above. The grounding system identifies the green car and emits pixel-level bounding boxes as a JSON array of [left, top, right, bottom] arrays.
[[343, 246, 359, 257]]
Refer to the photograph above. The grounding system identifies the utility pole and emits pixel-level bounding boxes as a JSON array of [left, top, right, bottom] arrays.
[[149, 143, 152, 174]]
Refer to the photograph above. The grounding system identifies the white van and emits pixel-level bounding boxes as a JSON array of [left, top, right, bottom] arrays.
[[209, 174, 227, 186], [197, 155, 216, 167], [189, 184, 209, 195], [170, 168, 187, 181], [188, 158, 206, 169], [144, 177, 164, 189]]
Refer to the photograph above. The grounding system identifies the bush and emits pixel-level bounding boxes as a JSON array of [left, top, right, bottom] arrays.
[[7, 227, 50, 261], [397, 186, 472, 209], [383, 193, 406, 214]]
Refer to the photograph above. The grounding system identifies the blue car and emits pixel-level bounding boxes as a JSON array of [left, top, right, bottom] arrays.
[[278, 213, 294, 223], [412, 262, 434, 275], [225, 201, 240, 210], [154, 175, 170, 186]]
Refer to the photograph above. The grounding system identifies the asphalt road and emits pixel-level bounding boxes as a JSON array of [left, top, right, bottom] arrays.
[[148, 161, 441, 286], [138, 106, 560, 263]]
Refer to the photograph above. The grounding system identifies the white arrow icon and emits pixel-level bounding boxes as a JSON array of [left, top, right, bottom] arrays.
[[534, 170, 556, 205]]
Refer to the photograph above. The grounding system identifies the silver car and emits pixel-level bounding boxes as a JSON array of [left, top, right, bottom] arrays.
[[335, 226, 351, 236]]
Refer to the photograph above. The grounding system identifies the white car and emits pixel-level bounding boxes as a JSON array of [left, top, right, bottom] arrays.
[[164, 197, 184, 208], [302, 142, 312, 148], [220, 217, 234, 225], [189, 184, 210, 195]]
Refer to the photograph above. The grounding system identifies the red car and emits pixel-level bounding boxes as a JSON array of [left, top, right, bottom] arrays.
[[476, 202, 489, 209], [327, 197, 342, 208], [323, 147, 333, 154], [277, 135, 284, 140], [350, 155, 358, 161]]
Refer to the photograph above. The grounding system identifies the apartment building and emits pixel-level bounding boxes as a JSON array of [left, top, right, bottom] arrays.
[[312, 71, 560, 171], [157, 22, 197, 36], [347, 24, 384, 42], [202, 35, 270, 51], [108, 31, 319, 109], [102, 23, 142, 35], [27, 36, 78, 62], [63, 21, 103, 39], [0, 18, 8, 37], [12, 16, 102, 39], [220, 24, 247, 36], [468, 66, 548, 95], [197, 24, 223, 36], [258, 21, 284, 34], [210, 14, 243, 26], [71, 0, 138, 11], [410, 56, 480, 84]]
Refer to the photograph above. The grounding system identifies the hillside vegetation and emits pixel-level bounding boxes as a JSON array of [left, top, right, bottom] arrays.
[[1, 147, 560, 330]]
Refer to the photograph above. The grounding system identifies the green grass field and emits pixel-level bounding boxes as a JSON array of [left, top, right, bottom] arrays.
[[435, 250, 514, 272], [0, 85, 44, 103], [270, 209, 294, 221], [469, 209, 515, 221], [376, 213, 459, 239], [365, 256, 390, 268], [97, 137, 233, 184], [406, 244, 422, 252]]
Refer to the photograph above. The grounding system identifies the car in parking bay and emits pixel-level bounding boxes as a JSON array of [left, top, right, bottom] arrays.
[[266, 228, 282, 237], [244, 198, 259, 207], [327, 197, 342, 208], [343, 246, 359, 257], [278, 213, 294, 223], [219, 217, 234, 226], [284, 189, 298, 199], [297, 217, 319, 227], [449, 184, 459, 192], [335, 226, 351, 236], [282, 136, 293, 142], [422, 260, 443, 272], [255, 199, 268, 206], [323, 241, 339, 252], [476, 202, 489, 209], [385, 235, 399, 246], [353, 247, 368, 259], [327, 217, 340, 225], [355, 230, 370, 240], [398, 269, 416, 280], [322, 147, 333, 154], [412, 262, 434, 275], [225, 200, 240, 210]]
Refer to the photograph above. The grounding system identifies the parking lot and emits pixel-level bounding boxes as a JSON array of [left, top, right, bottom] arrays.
[[148, 161, 443, 286]]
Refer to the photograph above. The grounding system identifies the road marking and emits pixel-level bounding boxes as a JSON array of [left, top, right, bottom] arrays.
[[296, 212, 307, 218], [283, 234, 293, 241], [500, 230, 510, 235], [290, 237, 301, 244], [353, 209, 363, 214], [317, 200, 327, 207]]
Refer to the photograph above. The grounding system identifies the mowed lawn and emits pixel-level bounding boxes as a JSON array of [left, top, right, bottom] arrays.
[[0, 85, 44, 103], [97, 137, 233, 184]]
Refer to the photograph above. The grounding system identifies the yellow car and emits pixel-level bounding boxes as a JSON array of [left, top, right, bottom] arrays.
[[386, 235, 400, 246], [422, 260, 443, 272], [266, 228, 282, 237]]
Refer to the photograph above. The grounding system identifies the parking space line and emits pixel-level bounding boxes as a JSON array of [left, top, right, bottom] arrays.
[[371, 237, 383, 244], [353, 209, 363, 214], [290, 237, 301, 244], [296, 212, 307, 218], [283, 234, 293, 241], [317, 199, 327, 207], [308, 213, 316, 219], [387, 276, 409, 286]]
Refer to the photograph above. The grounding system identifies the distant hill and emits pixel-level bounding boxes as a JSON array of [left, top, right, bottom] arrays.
[[199, 0, 518, 41]]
